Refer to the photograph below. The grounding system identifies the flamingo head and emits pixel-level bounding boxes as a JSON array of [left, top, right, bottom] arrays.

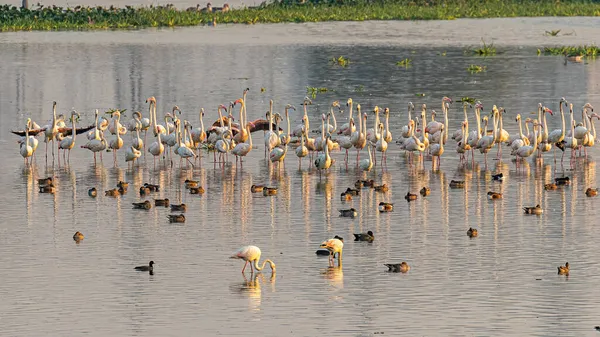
[[243, 87, 249, 94], [372, 106, 379, 114], [560, 97, 567, 105], [475, 101, 483, 110], [346, 98, 353, 106], [515, 114, 521, 122], [234, 98, 244, 106], [591, 113, 600, 120], [172, 106, 181, 114], [384, 107, 390, 115], [569, 103, 574, 112], [145, 96, 156, 104], [408, 102, 414, 111], [584, 103, 594, 112], [443, 96, 453, 104], [543, 107, 553, 115], [200, 108, 205, 117], [332, 101, 341, 108], [285, 104, 296, 112], [303, 97, 312, 106]]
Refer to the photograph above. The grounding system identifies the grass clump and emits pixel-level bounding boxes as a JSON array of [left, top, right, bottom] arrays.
[[543, 45, 600, 57], [396, 58, 412, 68], [467, 64, 486, 73], [460, 97, 476, 104], [470, 39, 496, 56], [306, 86, 329, 99], [545, 29, 561, 36], [2, 1, 600, 32], [330, 56, 350, 67]]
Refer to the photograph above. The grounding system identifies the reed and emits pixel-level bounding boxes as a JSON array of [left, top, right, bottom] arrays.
[[1, 0, 600, 32]]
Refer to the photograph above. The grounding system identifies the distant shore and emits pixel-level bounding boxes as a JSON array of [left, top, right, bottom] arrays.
[[1, 0, 600, 32]]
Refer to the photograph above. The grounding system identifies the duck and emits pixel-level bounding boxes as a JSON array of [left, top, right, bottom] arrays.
[[449, 180, 465, 188], [251, 185, 265, 193], [139, 186, 151, 195], [405, 191, 418, 202], [38, 177, 53, 186], [170, 203, 187, 212], [384, 262, 410, 273], [344, 187, 360, 196], [118, 186, 127, 195], [117, 181, 129, 189], [378, 202, 393, 212], [487, 191, 503, 200], [263, 187, 278, 196], [492, 173, 503, 181], [185, 179, 199, 189], [585, 188, 598, 197], [105, 188, 119, 197], [374, 184, 389, 193], [339, 208, 358, 218], [88, 188, 97, 197], [134, 261, 154, 272], [557, 262, 570, 275], [132, 200, 152, 210], [354, 180, 364, 189], [168, 214, 186, 223], [340, 192, 353, 201], [144, 183, 160, 192], [523, 204, 543, 215], [544, 183, 558, 191], [39, 183, 56, 194], [353, 231, 374, 242], [555, 177, 571, 186], [155, 198, 170, 207], [362, 179, 375, 188], [420, 187, 431, 196], [467, 227, 478, 237], [190, 186, 205, 194], [73, 231, 84, 241]]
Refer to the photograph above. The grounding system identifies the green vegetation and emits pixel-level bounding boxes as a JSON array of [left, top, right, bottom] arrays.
[[542, 45, 600, 57], [470, 39, 496, 56], [460, 97, 476, 104], [330, 56, 350, 67], [545, 29, 561, 36], [396, 58, 412, 68], [306, 86, 329, 99], [1, 0, 600, 32], [467, 64, 486, 73]]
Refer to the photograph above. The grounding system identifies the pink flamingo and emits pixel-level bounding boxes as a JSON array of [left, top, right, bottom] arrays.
[[230, 245, 276, 274]]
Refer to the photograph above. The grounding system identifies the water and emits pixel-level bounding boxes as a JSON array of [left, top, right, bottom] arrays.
[[1, 19, 600, 336]]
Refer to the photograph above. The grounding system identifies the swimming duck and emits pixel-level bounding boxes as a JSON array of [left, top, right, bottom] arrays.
[[544, 183, 558, 191], [185, 179, 199, 189], [168, 214, 186, 223], [144, 183, 160, 192], [384, 262, 410, 273], [420, 187, 430, 196], [555, 177, 570, 186], [139, 186, 151, 195], [263, 187, 278, 196], [492, 173, 503, 181], [105, 188, 119, 197], [132, 200, 152, 210], [362, 179, 375, 188], [134, 261, 154, 272], [586, 188, 598, 197], [557, 262, 569, 275], [39, 183, 56, 194], [378, 202, 393, 212], [523, 204, 543, 215], [339, 208, 358, 218], [155, 198, 170, 207], [340, 192, 353, 201], [190, 186, 205, 194], [170, 203, 187, 212], [73, 231, 84, 241], [487, 191, 503, 200], [117, 181, 129, 189], [405, 191, 418, 201], [88, 187, 97, 197], [251, 185, 265, 193], [345, 187, 360, 196], [38, 177, 53, 186], [354, 180, 364, 189], [467, 227, 478, 237], [118, 186, 127, 195], [353, 231, 374, 242], [374, 184, 389, 193], [449, 180, 465, 188]]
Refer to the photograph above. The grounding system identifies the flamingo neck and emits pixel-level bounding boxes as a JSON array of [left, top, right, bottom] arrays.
[[254, 258, 275, 272], [518, 118, 524, 139], [247, 127, 253, 147]]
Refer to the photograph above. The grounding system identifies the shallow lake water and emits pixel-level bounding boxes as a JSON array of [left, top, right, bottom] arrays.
[[1, 19, 600, 336]]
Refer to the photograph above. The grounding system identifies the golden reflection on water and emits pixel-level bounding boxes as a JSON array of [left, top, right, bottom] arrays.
[[321, 266, 343, 290], [233, 272, 277, 312]]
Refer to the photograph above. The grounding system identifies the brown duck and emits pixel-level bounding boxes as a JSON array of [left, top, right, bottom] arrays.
[[132, 200, 152, 210]]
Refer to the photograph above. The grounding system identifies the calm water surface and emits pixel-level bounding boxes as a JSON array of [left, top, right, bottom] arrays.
[[1, 21, 600, 336]]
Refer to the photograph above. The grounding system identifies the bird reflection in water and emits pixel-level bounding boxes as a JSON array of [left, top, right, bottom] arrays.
[[321, 266, 344, 290], [233, 272, 276, 311]]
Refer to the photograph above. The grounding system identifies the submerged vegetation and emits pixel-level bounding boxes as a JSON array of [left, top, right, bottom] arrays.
[[469, 40, 497, 56], [306, 86, 329, 99], [330, 56, 350, 67], [1, 0, 600, 31], [396, 58, 412, 68], [467, 64, 486, 73], [542, 45, 600, 57]]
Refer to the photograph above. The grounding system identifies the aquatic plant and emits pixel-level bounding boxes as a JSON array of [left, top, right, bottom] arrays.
[[354, 85, 364, 93], [306, 86, 329, 99], [545, 29, 561, 36], [396, 58, 412, 68], [460, 97, 476, 104], [470, 39, 496, 56], [543, 45, 600, 57], [2, 0, 600, 32], [331, 56, 350, 67], [467, 64, 486, 73]]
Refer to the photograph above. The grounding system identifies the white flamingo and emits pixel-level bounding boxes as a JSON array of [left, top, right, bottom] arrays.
[[515, 120, 540, 168], [43, 101, 59, 162], [125, 146, 142, 168], [351, 106, 367, 164], [548, 97, 568, 162], [191, 108, 207, 150], [148, 127, 164, 170], [292, 97, 312, 137], [375, 123, 388, 164], [359, 141, 373, 172], [58, 110, 80, 164], [264, 100, 279, 157], [453, 102, 470, 142], [232, 125, 253, 164], [430, 128, 445, 170], [20, 118, 34, 166], [230, 245, 276, 274], [562, 103, 578, 165], [279, 104, 295, 146], [295, 126, 309, 169], [314, 133, 333, 179], [109, 111, 124, 166], [338, 98, 355, 136], [337, 118, 354, 165]]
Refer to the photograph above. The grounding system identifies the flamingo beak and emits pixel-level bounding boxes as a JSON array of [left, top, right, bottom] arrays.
[[545, 108, 553, 115]]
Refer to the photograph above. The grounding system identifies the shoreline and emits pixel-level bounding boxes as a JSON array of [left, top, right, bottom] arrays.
[[1, 1, 600, 32]]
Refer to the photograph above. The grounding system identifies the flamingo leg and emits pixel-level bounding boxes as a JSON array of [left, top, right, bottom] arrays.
[[242, 260, 248, 274]]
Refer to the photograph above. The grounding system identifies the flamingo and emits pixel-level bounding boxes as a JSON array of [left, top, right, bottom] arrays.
[[315, 133, 333, 179], [43, 101, 59, 162], [404, 120, 426, 163], [125, 146, 142, 168], [148, 126, 164, 170], [383, 107, 392, 143], [131, 118, 144, 151], [176, 119, 197, 168], [548, 97, 568, 162], [467, 102, 483, 163], [18, 118, 39, 162], [359, 141, 373, 172], [562, 104, 578, 165], [539, 106, 553, 157], [477, 110, 498, 165], [375, 123, 388, 164], [400, 102, 414, 139], [582, 111, 598, 156], [508, 114, 530, 151], [216, 129, 233, 164], [230, 245, 276, 274], [338, 98, 355, 136], [264, 100, 279, 158], [351, 107, 367, 164], [295, 126, 309, 169], [191, 108, 207, 152], [366, 106, 381, 145], [430, 128, 445, 170], [109, 111, 124, 166], [426, 96, 452, 135], [279, 104, 295, 146], [337, 118, 354, 165], [232, 125, 253, 164], [515, 120, 541, 167], [146, 97, 166, 136], [20, 119, 34, 166], [456, 121, 471, 162], [58, 110, 80, 163], [233, 98, 249, 144], [86, 109, 101, 141], [81, 131, 107, 166], [493, 106, 510, 159], [453, 102, 470, 142], [320, 237, 343, 266], [108, 110, 127, 136], [292, 97, 312, 137], [574, 103, 591, 142]]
